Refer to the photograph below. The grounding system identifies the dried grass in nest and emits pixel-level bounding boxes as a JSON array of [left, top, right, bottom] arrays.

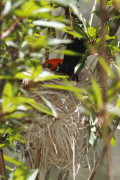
[[17, 69, 100, 176]]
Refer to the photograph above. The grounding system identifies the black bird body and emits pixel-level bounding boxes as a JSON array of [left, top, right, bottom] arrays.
[[56, 38, 86, 80]]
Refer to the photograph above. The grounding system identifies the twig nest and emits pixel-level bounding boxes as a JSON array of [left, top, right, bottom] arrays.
[[17, 70, 99, 176]]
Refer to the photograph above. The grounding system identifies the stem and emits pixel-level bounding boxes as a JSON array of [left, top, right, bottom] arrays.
[[35, 148, 42, 180], [1, 17, 23, 40], [98, 1, 113, 179], [89, 0, 97, 26], [98, 0, 107, 97], [0, 148, 7, 180], [92, 0, 115, 179]]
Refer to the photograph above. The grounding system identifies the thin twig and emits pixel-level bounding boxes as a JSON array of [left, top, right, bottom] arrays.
[[89, 0, 97, 26], [1, 17, 23, 40]]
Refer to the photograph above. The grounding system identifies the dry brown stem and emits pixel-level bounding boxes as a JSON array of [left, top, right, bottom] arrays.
[[1, 17, 23, 40]]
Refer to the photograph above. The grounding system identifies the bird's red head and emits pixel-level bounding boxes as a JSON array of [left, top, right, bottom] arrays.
[[48, 58, 63, 70]]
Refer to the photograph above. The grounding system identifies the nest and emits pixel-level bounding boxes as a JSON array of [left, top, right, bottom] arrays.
[[17, 69, 100, 179]]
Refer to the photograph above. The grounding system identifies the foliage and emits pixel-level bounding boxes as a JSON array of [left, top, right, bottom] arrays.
[[0, 0, 120, 179]]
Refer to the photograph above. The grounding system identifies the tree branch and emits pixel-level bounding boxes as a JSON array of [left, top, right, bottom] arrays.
[[1, 17, 23, 40]]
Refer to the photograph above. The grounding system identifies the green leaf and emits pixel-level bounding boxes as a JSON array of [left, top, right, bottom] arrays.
[[31, 65, 42, 80], [30, 53, 43, 59], [70, 4, 89, 33], [34, 8, 52, 14], [108, 45, 120, 52], [106, 0, 114, 6], [89, 131, 97, 145], [41, 95, 58, 118], [2, 0, 12, 15], [61, 29, 83, 38], [2, 82, 13, 98], [6, 41, 18, 48], [96, 35, 116, 44], [16, 97, 54, 116], [48, 38, 72, 46], [14, 0, 52, 19], [26, 35, 47, 48], [91, 79, 103, 109], [50, 0, 77, 6], [9, 166, 38, 180], [42, 83, 84, 94], [58, 49, 81, 56], [110, 136, 116, 146], [73, 23, 88, 39], [105, 35, 115, 40], [24, 69, 67, 82], [0, 75, 11, 80], [14, 1, 40, 17], [106, 103, 120, 116], [13, 133, 25, 143], [33, 20, 66, 29], [4, 155, 23, 166], [98, 57, 114, 77], [27, 169, 39, 180], [116, 95, 120, 107], [35, 74, 68, 82], [14, 73, 31, 80], [2, 82, 13, 112], [15, 66, 42, 81], [9, 165, 29, 180], [0, 144, 5, 148], [0, 126, 13, 135], [5, 112, 27, 119], [89, 116, 98, 145], [87, 27, 96, 38]]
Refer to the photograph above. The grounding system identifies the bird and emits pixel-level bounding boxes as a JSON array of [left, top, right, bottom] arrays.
[[47, 38, 86, 81], [55, 38, 86, 80]]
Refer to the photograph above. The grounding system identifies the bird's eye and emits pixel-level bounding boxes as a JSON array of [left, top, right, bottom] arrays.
[[48, 64, 53, 68]]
